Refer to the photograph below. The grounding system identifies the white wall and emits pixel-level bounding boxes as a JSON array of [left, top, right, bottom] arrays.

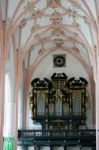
[[25, 51, 94, 150], [31, 50, 89, 80], [3, 40, 14, 137], [27, 50, 93, 128]]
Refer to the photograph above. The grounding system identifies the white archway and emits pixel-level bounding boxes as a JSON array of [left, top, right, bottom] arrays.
[[3, 72, 13, 137]]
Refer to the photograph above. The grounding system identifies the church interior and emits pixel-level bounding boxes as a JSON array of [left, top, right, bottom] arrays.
[[0, 0, 99, 150]]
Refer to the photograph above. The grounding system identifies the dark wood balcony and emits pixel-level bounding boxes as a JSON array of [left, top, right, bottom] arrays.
[[18, 129, 96, 147]]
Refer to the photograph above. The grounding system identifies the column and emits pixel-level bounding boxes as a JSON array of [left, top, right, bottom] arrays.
[[12, 51, 20, 150], [0, 26, 6, 150], [3, 73, 13, 136], [3, 72, 15, 150], [3, 102, 13, 136], [96, 77, 99, 150]]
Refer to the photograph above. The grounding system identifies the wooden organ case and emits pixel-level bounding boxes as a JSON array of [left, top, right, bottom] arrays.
[[18, 73, 96, 149], [30, 73, 88, 130]]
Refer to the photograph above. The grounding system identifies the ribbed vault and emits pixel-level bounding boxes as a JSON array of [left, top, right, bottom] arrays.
[[3, 0, 99, 80], [1, 1, 99, 150]]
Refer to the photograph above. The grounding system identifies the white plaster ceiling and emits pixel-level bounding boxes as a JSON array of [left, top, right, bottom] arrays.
[[6, 0, 98, 73]]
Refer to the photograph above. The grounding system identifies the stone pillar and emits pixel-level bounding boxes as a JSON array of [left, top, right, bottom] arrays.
[[96, 64, 99, 150], [0, 21, 6, 150], [3, 101, 14, 136], [3, 72, 14, 137], [23, 69, 32, 129], [12, 51, 20, 150], [96, 80, 99, 150]]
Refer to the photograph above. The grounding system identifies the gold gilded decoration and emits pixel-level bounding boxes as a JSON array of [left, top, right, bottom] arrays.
[[37, 91, 46, 102], [30, 73, 89, 130], [29, 96, 33, 108], [55, 89, 63, 100]]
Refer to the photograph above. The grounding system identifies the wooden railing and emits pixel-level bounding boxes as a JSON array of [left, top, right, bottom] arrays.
[[18, 129, 96, 147]]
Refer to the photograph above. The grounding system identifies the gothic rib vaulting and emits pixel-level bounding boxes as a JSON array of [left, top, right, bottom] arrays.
[[1, 0, 99, 150]]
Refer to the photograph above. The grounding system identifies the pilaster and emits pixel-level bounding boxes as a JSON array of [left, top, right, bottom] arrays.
[[95, 60, 99, 150]]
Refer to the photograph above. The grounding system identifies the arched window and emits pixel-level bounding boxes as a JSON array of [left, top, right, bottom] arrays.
[[3, 73, 13, 136]]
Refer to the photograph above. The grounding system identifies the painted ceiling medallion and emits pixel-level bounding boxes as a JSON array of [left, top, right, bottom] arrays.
[[50, 11, 62, 24], [47, 0, 61, 7], [51, 28, 65, 36], [54, 38, 64, 47]]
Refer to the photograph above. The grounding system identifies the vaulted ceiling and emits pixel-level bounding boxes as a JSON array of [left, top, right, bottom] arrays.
[[1, 0, 99, 80]]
